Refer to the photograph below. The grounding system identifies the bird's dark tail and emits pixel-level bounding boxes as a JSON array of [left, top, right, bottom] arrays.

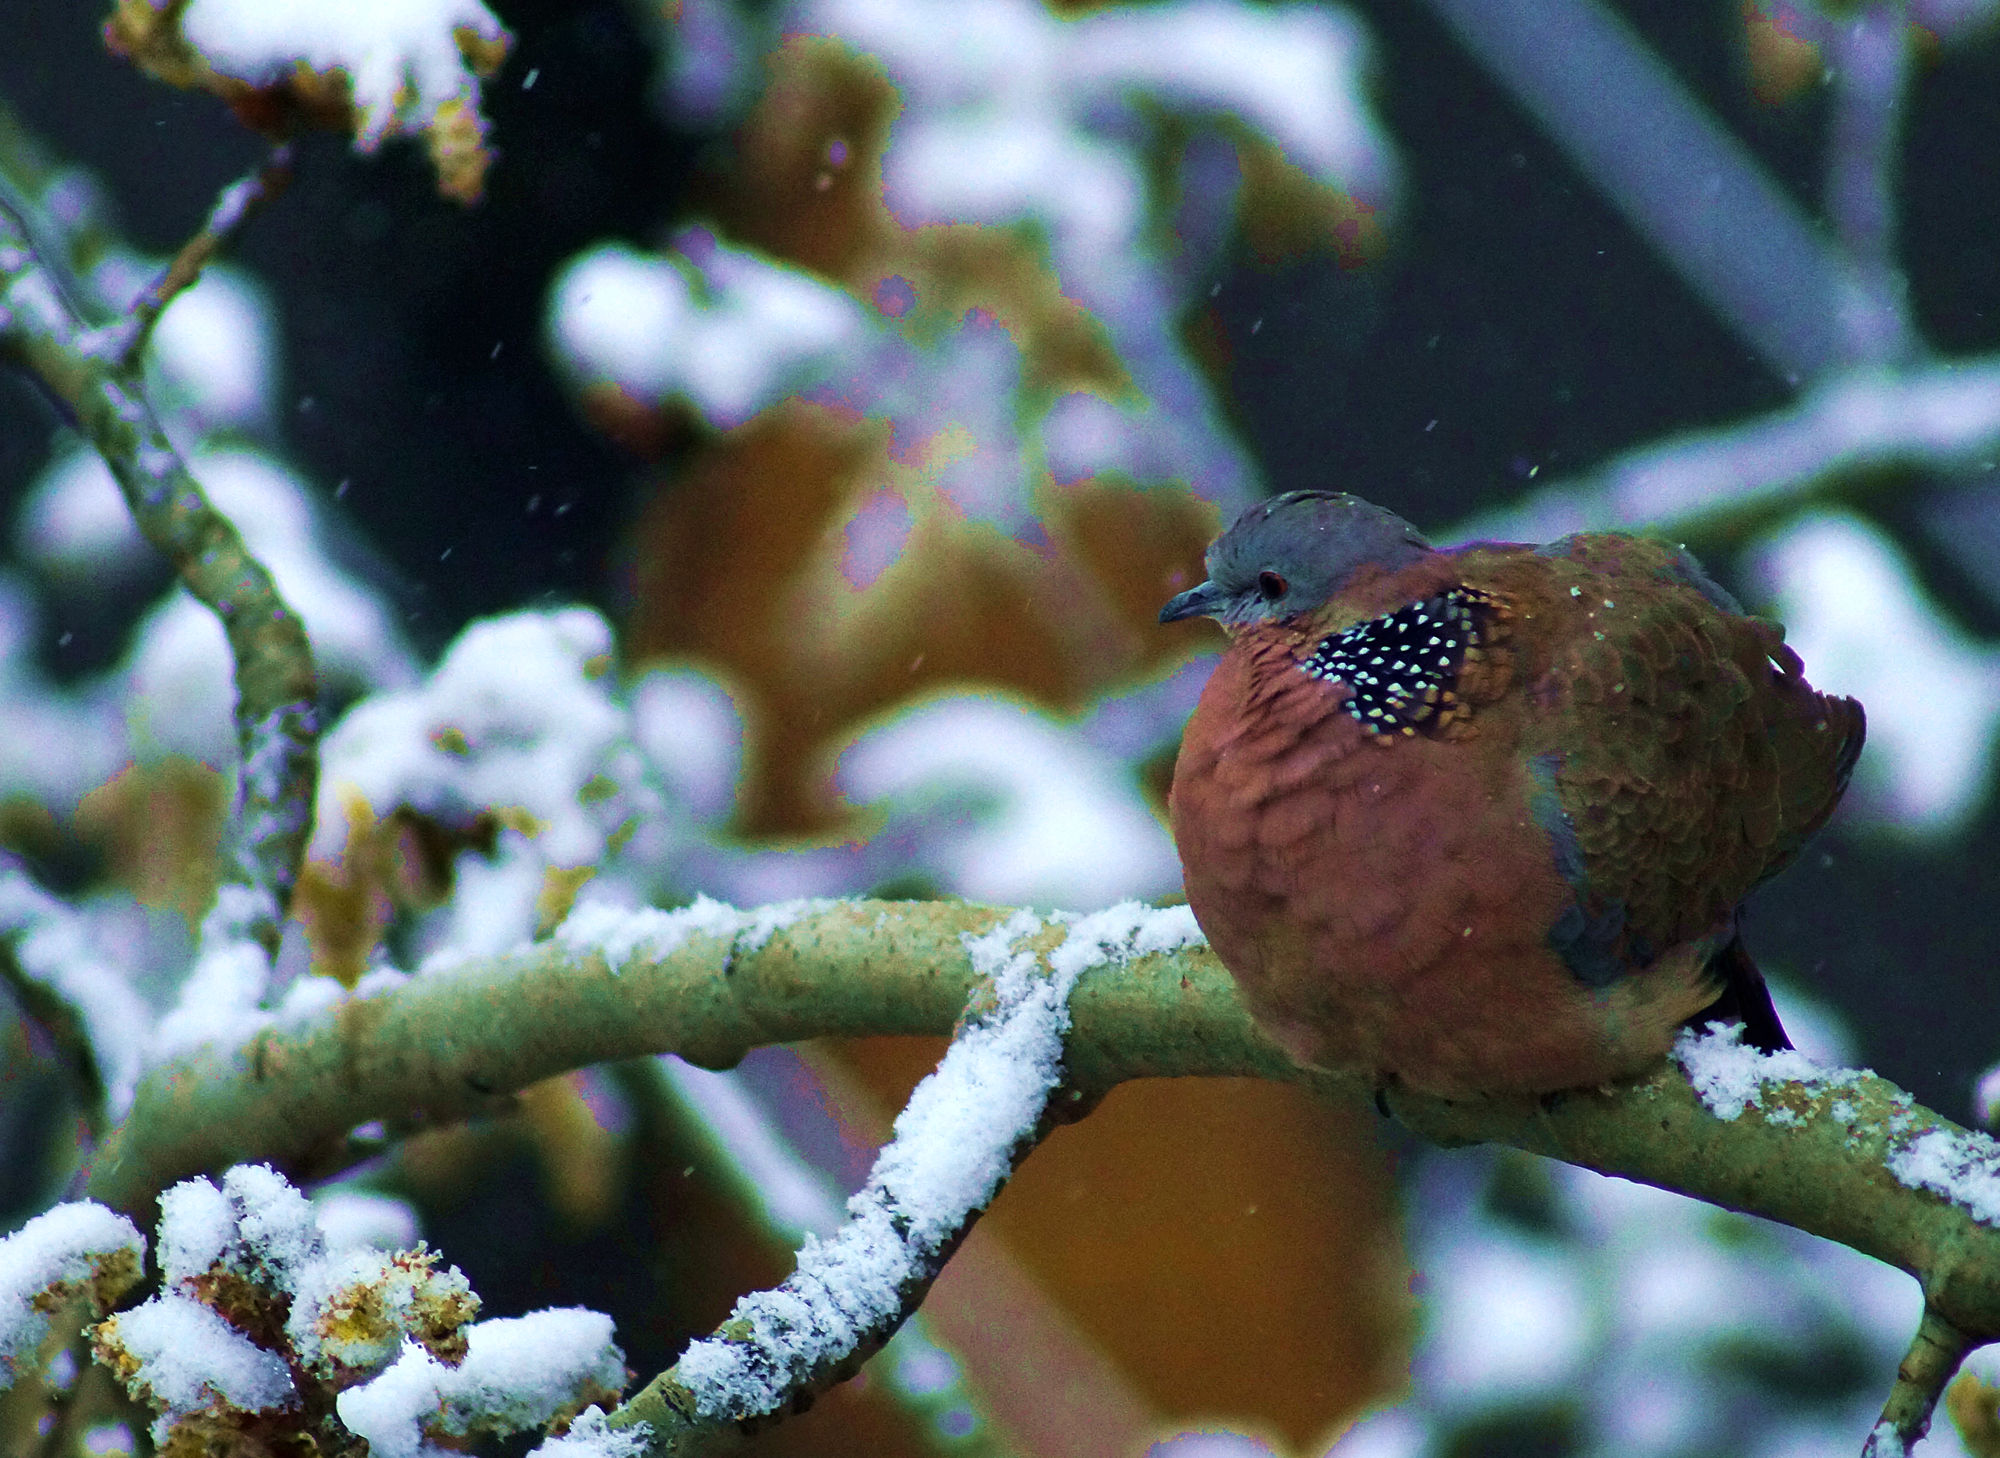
[[1691, 933, 1791, 1053]]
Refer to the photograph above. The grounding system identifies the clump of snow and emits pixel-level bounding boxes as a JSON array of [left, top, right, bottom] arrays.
[[835, 693, 1181, 909], [314, 607, 664, 963], [1048, 900, 1204, 980], [181, 0, 508, 151], [811, 0, 1391, 300], [1754, 511, 2000, 833], [80, 1421, 132, 1454], [136, 1167, 478, 1398], [116, 450, 417, 768], [96, 1292, 296, 1421], [333, 1342, 448, 1458], [1383, 1132, 1920, 1457], [1974, 1061, 2000, 1128], [98, 1164, 625, 1450], [1864, 1419, 1912, 1458], [548, 230, 867, 429], [1671, 1023, 1861, 1122], [555, 896, 746, 973], [0, 577, 129, 820], [629, 668, 745, 826], [739, 896, 845, 953], [1066, 2, 1379, 180], [674, 904, 1145, 1419], [158, 1164, 321, 1291], [438, 1310, 626, 1433], [585, 0, 1397, 527], [80, 255, 277, 432], [150, 900, 278, 1061], [1418, 1231, 1594, 1399], [1885, 1127, 2000, 1227], [336, 1311, 626, 1456], [146, 263, 277, 430], [16, 449, 158, 586], [0, 1202, 145, 1384]]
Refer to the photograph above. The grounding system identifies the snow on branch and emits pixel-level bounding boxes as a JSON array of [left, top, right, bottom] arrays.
[[104, 0, 513, 202], [610, 903, 1199, 1447], [60, 895, 2000, 1455], [0, 865, 153, 1127]]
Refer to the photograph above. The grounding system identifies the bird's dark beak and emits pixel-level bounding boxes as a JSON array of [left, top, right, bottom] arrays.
[[1159, 580, 1226, 624]]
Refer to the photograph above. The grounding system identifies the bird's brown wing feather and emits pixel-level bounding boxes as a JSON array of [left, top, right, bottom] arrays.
[[1460, 534, 1863, 961]]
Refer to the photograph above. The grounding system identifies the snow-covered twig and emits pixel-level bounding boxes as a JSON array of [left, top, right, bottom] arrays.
[[0, 1203, 144, 1388], [644, 1058, 1006, 1454], [0, 183, 319, 956], [609, 905, 1194, 1451], [1454, 356, 2000, 544]]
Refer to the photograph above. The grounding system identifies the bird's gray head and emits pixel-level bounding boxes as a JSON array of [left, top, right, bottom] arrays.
[[1159, 491, 1434, 627]]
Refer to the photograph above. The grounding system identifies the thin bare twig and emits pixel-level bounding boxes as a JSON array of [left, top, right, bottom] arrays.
[[98, 141, 295, 369], [0, 165, 99, 328]]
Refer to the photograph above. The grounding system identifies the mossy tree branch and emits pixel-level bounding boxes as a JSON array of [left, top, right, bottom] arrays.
[[74, 899, 2000, 1453], [0, 163, 317, 953]]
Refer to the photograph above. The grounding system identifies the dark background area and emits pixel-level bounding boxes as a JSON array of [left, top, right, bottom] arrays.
[[1, 0, 1994, 1129]]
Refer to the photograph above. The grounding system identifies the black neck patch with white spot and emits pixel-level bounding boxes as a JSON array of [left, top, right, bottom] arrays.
[[1301, 586, 1491, 735]]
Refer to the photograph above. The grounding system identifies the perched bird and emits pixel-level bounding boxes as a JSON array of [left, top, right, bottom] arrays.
[[1161, 491, 1864, 1099]]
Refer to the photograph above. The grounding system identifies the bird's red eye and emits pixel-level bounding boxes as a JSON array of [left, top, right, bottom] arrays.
[[1257, 571, 1288, 602]]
